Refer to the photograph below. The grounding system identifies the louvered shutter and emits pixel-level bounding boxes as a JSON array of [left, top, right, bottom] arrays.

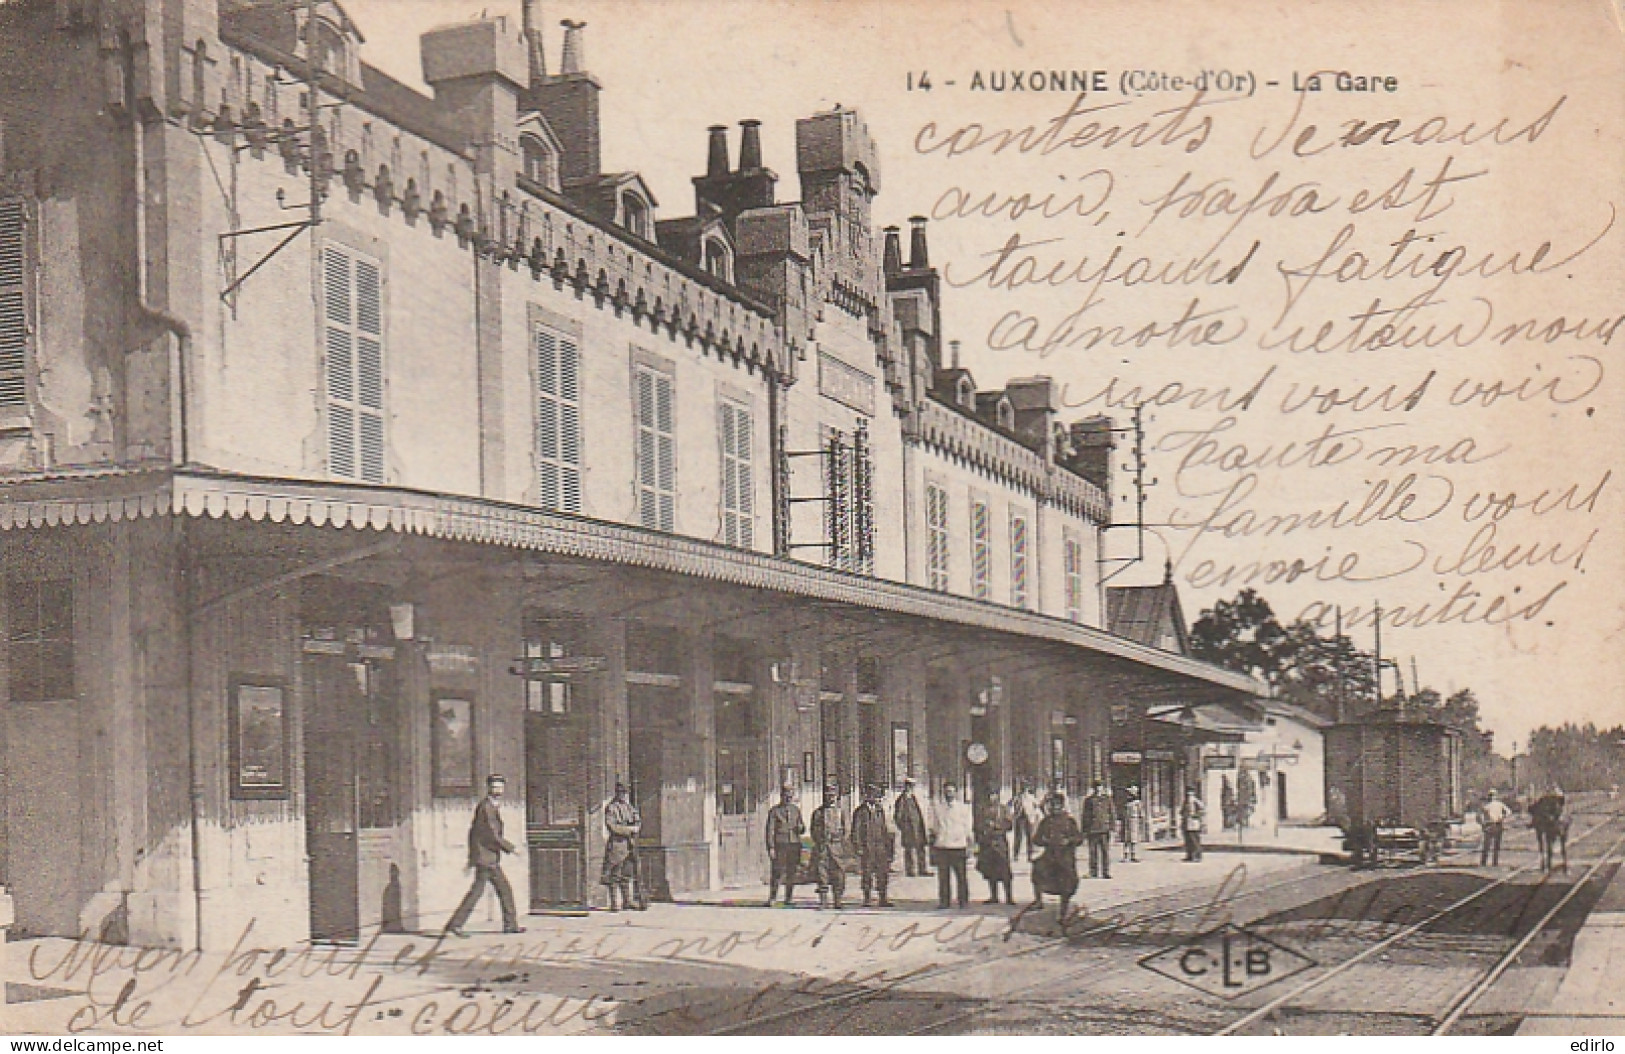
[[324, 248, 356, 478], [734, 405, 753, 547], [1011, 513, 1029, 608], [323, 246, 386, 483], [534, 327, 582, 513], [356, 260, 384, 483], [720, 402, 753, 548], [655, 373, 674, 530], [0, 202, 28, 410]]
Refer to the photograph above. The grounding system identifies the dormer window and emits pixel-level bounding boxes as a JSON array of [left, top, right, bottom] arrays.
[[702, 235, 733, 283], [312, 20, 347, 77], [621, 192, 650, 240], [521, 134, 559, 190], [997, 397, 1015, 431], [956, 376, 974, 410]]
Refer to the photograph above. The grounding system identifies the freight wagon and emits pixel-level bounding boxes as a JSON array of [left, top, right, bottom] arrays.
[[1324, 713, 1463, 866]]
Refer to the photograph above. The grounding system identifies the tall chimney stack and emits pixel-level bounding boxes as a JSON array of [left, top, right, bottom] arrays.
[[949, 339, 961, 368], [738, 118, 763, 170], [908, 215, 929, 269], [706, 124, 730, 178], [882, 225, 902, 276], [559, 19, 585, 75], [522, 0, 546, 86]]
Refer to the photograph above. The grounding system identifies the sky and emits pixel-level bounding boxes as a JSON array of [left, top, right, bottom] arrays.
[[338, 0, 1625, 751]]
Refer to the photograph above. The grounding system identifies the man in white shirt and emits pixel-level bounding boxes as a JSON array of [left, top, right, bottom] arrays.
[[1480, 788, 1511, 866], [931, 782, 975, 908], [1012, 780, 1042, 862]]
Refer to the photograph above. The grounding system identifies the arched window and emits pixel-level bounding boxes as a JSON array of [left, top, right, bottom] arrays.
[[521, 134, 558, 189], [956, 376, 974, 410], [621, 192, 649, 240], [997, 398, 1015, 431], [701, 236, 732, 283]]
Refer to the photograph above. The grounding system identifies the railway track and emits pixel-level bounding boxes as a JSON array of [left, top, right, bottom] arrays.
[[1215, 810, 1625, 1036], [698, 857, 1354, 1035], [694, 805, 1625, 1037]]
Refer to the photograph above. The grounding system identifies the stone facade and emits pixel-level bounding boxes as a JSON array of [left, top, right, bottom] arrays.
[[0, 0, 1259, 948]]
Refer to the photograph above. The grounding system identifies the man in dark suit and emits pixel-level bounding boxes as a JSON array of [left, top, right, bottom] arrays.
[[444, 774, 525, 937]]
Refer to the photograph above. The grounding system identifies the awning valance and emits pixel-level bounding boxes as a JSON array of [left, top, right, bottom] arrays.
[[0, 468, 1265, 699]]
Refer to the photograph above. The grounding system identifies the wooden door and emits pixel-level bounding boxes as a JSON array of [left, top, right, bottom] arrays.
[[525, 704, 587, 908], [305, 656, 360, 943]]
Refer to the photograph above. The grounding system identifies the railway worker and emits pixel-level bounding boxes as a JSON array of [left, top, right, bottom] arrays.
[[1031, 792, 1083, 921], [1181, 787, 1205, 862], [601, 782, 643, 912], [975, 790, 1015, 905], [811, 782, 850, 909], [1012, 779, 1043, 862], [852, 783, 895, 907], [444, 774, 525, 936], [766, 783, 806, 906], [1082, 781, 1114, 879], [1479, 788, 1510, 867], [894, 777, 932, 878], [1121, 786, 1147, 863], [931, 782, 975, 909]]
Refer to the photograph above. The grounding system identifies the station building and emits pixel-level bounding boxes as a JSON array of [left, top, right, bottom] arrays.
[[0, 0, 1258, 948]]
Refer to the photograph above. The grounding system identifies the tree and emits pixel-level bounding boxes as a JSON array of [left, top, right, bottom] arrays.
[[1191, 589, 1376, 722], [1189, 589, 1292, 685]]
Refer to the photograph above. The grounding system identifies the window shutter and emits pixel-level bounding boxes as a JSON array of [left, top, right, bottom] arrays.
[[0, 202, 28, 410], [534, 328, 582, 514], [323, 246, 385, 483], [720, 402, 753, 548]]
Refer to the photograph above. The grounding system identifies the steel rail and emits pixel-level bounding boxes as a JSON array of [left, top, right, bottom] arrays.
[[1214, 810, 1623, 1036], [1431, 826, 1625, 1035], [703, 859, 1338, 1036]]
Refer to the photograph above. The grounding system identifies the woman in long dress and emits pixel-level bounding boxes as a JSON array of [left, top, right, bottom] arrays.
[[1031, 792, 1083, 921], [975, 791, 1015, 904]]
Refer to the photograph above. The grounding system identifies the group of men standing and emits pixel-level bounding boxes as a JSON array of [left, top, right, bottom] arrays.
[[767, 780, 916, 907], [762, 776, 1211, 916], [440, 771, 1214, 934]]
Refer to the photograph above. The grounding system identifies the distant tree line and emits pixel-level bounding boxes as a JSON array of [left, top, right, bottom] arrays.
[[1523, 723, 1625, 794], [1191, 589, 1625, 800]]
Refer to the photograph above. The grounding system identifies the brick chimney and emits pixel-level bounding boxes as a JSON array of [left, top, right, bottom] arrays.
[[882, 226, 902, 276], [694, 118, 777, 224], [521, 20, 601, 185], [908, 215, 929, 268], [1063, 415, 1116, 492]]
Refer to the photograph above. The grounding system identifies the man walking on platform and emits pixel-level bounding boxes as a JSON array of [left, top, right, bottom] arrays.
[[894, 777, 931, 877], [444, 775, 525, 937], [852, 784, 894, 907], [766, 783, 805, 906]]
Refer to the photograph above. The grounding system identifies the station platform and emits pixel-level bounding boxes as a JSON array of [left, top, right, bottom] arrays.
[[1515, 854, 1625, 1036]]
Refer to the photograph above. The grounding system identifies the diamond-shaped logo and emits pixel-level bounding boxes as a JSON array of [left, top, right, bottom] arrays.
[[1139, 923, 1316, 999]]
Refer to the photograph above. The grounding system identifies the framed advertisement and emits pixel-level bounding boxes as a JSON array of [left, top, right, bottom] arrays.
[[431, 692, 477, 797], [229, 677, 289, 800]]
